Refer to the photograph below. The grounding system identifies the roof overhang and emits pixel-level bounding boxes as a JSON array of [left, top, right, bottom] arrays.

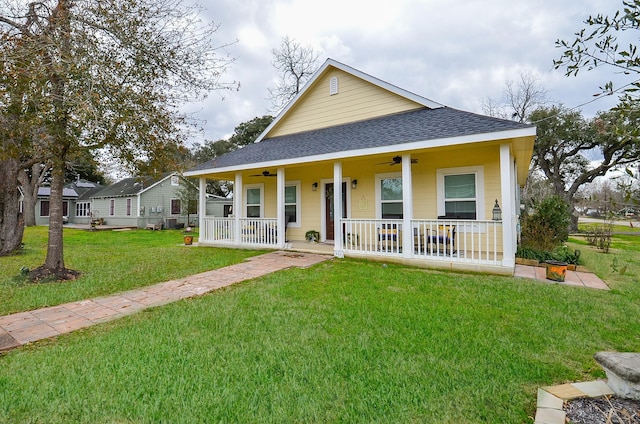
[[184, 127, 536, 180]]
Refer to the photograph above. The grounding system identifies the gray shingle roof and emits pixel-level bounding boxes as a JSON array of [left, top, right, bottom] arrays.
[[189, 107, 533, 172], [90, 174, 169, 198]]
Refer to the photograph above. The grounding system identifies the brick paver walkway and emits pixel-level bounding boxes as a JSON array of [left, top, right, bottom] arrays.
[[514, 264, 609, 290], [0, 254, 610, 353], [0, 251, 331, 352]]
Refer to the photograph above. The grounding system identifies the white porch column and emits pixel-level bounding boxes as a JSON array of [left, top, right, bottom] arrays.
[[276, 167, 286, 248], [333, 161, 344, 258], [500, 144, 515, 268], [402, 154, 414, 258], [234, 172, 243, 245], [198, 177, 206, 233]]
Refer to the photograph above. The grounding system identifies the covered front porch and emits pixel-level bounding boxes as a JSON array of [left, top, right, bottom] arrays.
[[195, 143, 519, 274], [198, 216, 507, 273]]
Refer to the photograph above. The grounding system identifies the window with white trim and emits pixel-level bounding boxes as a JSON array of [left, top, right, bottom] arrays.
[[437, 166, 484, 220], [376, 173, 403, 219], [76, 202, 91, 217], [126, 198, 132, 216], [285, 182, 300, 226], [40, 200, 50, 217], [245, 185, 263, 218], [170, 198, 181, 215], [109, 199, 115, 216]]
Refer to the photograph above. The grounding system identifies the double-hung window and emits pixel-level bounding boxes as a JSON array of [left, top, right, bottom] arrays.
[[377, 173, 403, 219], [437, 166, 484, 220], [285, 182, 300, 226], [245, 185, 263, 218]]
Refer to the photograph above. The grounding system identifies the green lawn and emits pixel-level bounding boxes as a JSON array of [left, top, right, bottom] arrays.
[[0, 227, 639, 422], [0, 226, 264, 315]]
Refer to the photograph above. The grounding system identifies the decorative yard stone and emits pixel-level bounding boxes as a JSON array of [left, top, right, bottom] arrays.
[[594, 352, 640, 400]]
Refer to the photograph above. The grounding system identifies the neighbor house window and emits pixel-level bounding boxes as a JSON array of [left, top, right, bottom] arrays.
[[40, 200, 50, 217], [109, 199, 115, 216], [285, 182, 300, 226], [437, 166, 484, 220], [126, 198, 132, 216], [171, 198, 181, 215], [376, 174, 403, 219], [245, 185, 263, 218], [76, 202, 91, 217], [62, 201, 69, 217]]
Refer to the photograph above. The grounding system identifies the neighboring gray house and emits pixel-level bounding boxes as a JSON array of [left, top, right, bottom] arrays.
[[34, 172, 211, 229], [35, 186, 86, 226], [89, 173, 197, 229]]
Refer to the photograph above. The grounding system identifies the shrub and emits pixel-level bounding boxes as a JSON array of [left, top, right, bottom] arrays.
[[521, 196, 571, 251], [583, 223, 613, 253], [516, 245, 581, 265]]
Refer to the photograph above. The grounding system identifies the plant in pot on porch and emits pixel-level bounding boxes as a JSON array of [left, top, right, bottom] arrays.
[[183, 226, 194, 245], [305, 230, 320, 243]]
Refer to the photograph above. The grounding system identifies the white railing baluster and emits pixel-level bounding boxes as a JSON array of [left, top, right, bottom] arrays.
[[339, 218, 503, 265]]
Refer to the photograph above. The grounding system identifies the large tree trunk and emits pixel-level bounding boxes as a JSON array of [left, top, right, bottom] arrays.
[[29, 160, 79, 281], [43, 162, 65, 271], [0, 158, 25, 256], [17, 164, 49, 227]]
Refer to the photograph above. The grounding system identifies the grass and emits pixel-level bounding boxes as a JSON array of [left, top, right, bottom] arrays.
[[578, 221, 640, 234], [0, 226, 264, 315], [0, 227, 639, 422]]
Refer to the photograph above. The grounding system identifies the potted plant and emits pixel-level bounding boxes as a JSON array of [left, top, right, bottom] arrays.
[[305, 230, 319, 243], [183, 226, 194, 245]]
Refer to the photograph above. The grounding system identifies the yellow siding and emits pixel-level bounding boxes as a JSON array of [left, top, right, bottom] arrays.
[[268, 68, 424, 137], [249, 143, 505, 242]]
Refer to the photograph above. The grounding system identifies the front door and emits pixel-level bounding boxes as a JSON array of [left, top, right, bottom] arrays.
[[325, 182, 347, 241]]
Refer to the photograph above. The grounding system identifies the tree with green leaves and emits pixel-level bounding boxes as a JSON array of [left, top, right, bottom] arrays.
[[0, 0, 235, 279], [554, 0, 640, 108], [176, 177, 199, 227], [529, 106, 640, 229], [189, 115, 274, 197]]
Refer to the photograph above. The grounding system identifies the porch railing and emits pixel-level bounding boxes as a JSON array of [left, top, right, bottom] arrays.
[[341, 218, 503, 265], [201, 217, 280, 247]]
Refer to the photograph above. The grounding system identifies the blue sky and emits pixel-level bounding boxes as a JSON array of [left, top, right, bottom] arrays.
[[183, 0, 629, 145]]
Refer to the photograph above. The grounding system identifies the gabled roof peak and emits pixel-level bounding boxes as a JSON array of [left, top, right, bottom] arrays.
[[254, 58, 444, 144]]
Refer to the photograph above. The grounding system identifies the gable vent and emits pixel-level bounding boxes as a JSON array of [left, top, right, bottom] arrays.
[[329, 77, 339, 95]]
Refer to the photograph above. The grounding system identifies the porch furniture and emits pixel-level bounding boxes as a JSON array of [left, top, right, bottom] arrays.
[[427, 224, 456, 255], [378, 223, 399, 252], [146, 223, 161, 230], [242, 224, 262, 243]]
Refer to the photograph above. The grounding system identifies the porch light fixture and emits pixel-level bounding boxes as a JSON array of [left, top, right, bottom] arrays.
[[351, 179, 358, 189], [492, 199, 502, 221], [312, 182, 318, 191]]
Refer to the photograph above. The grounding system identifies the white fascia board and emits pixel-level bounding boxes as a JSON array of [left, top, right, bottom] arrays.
[[184, 127, 536, 177], [138, 172, 178, 195]]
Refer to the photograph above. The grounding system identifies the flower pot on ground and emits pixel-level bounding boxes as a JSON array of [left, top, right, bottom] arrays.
[[545, 260, 568, 282], [305, 230, 320, 243], [183, 226, 194, 245]]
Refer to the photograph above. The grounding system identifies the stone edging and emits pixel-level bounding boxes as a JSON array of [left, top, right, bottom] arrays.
[[534, 380, 614, 424]]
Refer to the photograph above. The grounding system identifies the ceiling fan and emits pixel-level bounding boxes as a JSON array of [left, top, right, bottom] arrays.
[[250, 170, 277, 177], [378, 156, 418, 166]]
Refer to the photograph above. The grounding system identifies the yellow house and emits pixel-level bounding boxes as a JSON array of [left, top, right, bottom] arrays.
[[185, 59, 536, 275]]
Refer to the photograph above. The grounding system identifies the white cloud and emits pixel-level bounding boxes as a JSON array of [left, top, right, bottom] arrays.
[[185, 0, 632, 145]]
